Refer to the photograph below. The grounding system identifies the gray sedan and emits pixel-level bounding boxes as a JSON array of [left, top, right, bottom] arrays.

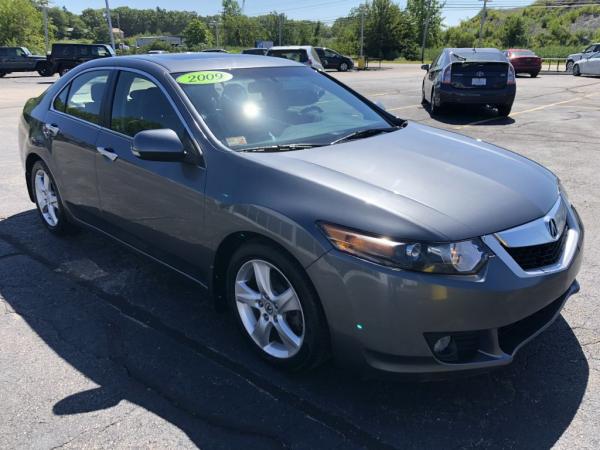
[[19, 53, 583, 376], [573, 52, 600, 76]]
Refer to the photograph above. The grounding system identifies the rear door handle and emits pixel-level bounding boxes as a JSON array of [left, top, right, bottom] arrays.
[[42, 123, 60, 138], [96, 146, 118, 161]]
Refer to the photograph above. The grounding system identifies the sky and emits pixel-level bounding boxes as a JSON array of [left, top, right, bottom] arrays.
[[53, 0, 536, 27]]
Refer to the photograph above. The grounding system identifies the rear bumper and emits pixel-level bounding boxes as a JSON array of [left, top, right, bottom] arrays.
[[439, 84, 516, 106], [512, 64, 542, 73]]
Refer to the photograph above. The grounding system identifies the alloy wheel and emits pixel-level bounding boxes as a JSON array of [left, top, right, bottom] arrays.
[[234, 259, 305, 359], [339, 62, 348, 72], [34, 168, 60, 227]]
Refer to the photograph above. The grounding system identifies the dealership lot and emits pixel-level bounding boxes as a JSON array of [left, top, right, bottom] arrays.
[[0, 66, 599, 449]]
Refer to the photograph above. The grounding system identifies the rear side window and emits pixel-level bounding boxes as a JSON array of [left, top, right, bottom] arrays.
[[64, 70, 110, 124], [111, 71, 186, 139], [53, 86, 69, 112], [269, 50, 308, 63]]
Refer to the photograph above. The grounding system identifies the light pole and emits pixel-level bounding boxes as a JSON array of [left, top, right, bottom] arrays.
[[104, 0, 116, 50]]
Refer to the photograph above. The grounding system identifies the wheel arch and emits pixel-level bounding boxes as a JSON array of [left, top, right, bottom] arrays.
[[25, 152, 43, 202]]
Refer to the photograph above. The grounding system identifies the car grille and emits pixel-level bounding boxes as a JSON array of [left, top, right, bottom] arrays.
[[503, 226, 568, 270]]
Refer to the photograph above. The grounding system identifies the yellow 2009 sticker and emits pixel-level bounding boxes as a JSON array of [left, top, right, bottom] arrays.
[[176, 71, 233, 84]]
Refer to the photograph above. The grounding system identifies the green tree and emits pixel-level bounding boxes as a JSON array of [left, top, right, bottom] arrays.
[[0, 0, 45, 52], [364, 0, 417, 59], [183, 19, 213, 49], [407, 0, 444, 48], [500, 15, 528, 48]]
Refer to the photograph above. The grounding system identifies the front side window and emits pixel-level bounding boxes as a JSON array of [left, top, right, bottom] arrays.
[[111, 71, 186, 139], [175, 66, 391, 151], [324, 49, 338, 58], [65, 70, 110, 124], [94, 46, 109, 57]]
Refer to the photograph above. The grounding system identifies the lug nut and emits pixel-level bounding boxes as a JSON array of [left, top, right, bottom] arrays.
[[263, 313, 269, 321]]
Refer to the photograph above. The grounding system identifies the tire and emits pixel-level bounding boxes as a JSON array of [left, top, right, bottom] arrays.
[[31, 160, 77, 235], [566, 60, 574, 73], [37, 62, 54, 77], [573, 64, 581, 77], [430, 87, 444, 115], [59, 66, 70, 77], [421, 85, 427, 105], [497, 103, 512, 117], [531, 72, 539, 78], [338, 61, 349, 72], [0, 72, 6, 78], [226, 241, 330, 372]]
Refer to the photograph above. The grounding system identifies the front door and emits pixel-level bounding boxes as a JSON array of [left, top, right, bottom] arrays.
[[95, 70, 207, 278], [44, 69, 110, 223]]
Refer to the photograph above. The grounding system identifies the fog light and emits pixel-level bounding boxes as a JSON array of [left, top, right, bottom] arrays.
[[433, 335, 452, 354]]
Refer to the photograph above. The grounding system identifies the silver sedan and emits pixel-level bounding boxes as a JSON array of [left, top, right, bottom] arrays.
[[573, 52, 600, 76]]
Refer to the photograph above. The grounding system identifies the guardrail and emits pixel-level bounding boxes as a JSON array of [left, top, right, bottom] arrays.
[[541, 57, 567, 72]]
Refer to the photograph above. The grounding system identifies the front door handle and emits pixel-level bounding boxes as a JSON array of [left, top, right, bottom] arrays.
[[96, 146, 118, 161], [42, 123, 60, 138]]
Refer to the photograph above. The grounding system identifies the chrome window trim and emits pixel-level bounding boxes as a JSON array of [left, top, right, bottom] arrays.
[[482, 195, 580, 278], [49, 65, 204, 163]]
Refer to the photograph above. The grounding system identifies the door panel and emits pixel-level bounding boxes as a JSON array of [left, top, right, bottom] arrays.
[[45, 69, 110, 223], [95, 71, 207, 277]]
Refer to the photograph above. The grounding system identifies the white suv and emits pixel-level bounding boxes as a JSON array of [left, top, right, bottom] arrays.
[[266, 46, 324, 71]]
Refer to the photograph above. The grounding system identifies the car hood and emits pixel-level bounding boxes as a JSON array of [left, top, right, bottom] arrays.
[[248, 122, 558, 241]]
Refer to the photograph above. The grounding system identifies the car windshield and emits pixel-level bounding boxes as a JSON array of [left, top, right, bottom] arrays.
[[174, 66, 391, 151]]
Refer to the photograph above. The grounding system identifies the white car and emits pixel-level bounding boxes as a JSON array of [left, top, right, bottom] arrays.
[[573, 52, 600, 76], [266, 46, 324, 71]]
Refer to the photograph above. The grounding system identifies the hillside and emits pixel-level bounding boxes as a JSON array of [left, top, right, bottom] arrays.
[[443, 1, 600, 56]]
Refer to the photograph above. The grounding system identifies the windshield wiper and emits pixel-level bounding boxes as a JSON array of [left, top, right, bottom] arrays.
[[330, 126, 400, 145], [240, 143, 324, 153]]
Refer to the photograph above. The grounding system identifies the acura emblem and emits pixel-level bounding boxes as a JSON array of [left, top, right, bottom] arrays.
[[475, 71, 485, 77], [548, 218, 558, 239]]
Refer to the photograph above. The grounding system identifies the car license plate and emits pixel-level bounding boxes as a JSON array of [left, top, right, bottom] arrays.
[[472, 78, 486, 86]]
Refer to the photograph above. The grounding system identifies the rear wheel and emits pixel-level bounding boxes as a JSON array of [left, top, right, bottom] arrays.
[[573, 64, 581, 76], [37, 62, 54, 77], [58, 66, 70, 77], [531, 72, 539, 78], [430, 87, 444, 115], [566, 60, 574, 73], [338, 61, 349, 72], [497, 103, 512, 117], [0, 72, 6, 78], [31, 160, 77, 235], [226, 241, 329, 372]]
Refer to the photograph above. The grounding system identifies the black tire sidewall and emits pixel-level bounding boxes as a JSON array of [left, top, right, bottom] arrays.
[[225, 241, 329, 371], [31, 160, 72, 235]]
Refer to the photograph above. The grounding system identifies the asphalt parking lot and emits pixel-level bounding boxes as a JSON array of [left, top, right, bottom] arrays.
[[0, 65, 599, 449]]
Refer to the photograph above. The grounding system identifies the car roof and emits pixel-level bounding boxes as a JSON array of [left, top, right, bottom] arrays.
[[84, 53, 303, 73], [269, 46, 313, 50]]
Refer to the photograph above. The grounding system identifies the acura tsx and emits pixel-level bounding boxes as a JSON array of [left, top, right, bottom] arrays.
[[19, 54, 583, 375]]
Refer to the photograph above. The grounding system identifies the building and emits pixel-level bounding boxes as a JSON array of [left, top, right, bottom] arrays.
[[135, 36, 183, 48]]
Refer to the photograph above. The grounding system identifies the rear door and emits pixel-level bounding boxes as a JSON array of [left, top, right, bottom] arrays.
[[44, 69, 111, 224], [95, 70, 207, 276]]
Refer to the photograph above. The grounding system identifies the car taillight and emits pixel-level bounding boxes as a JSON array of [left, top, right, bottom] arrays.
[[442, 64, 452, 84], [507, 64, 516, 85]]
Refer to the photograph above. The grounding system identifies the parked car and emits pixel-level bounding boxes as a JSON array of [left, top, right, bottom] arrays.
[[504, 49, 542, 77], [201, 49, 229, 53], [566, 43, 600, 73], [242, 48, 269, 55], [573, 51, 600, 76], [421, 48, 516, 116], [266, 46, 324, 71], [315, 47, 353, 72], [0, 47, 48, 77], [19, 53, 583, 376], [39, 43, 115, 77]]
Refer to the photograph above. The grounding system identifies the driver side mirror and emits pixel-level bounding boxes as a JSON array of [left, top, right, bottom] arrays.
[[132, 129, 185, 162], [421, 64, 430, 71]]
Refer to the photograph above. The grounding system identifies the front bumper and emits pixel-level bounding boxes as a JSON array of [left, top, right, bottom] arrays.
[[438, 84, 516, 106], [308, 203, 584, 376]]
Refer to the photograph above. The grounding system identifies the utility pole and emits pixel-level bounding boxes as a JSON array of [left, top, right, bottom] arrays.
[[211, 21, 220, 47], [278, 14, 283, 46], [478, 0, 490, 45], [359, 7, 364, 58], [42, 1, 49, 54], [420, 0, 433, 63], [104, 0, 116, 50]]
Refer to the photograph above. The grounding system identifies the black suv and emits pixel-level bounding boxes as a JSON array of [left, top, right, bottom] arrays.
[[0, 47, 47, 77], [314, 47, 354, 72], [40, 43, 115, 77]]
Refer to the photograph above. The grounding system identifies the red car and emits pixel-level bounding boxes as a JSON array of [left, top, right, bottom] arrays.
[[504, 49, 542, 77]]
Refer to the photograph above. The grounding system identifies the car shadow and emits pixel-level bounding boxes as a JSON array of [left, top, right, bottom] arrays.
[[0, 210, 589, 448], [424, 103, 516, 126]]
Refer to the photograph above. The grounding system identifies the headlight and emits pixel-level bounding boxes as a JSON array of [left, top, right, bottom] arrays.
[[319, 223, 490, 275]]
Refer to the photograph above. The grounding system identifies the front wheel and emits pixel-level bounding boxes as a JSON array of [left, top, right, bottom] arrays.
[[497, 103, 513, 117], [0, 72, 7, 78], [226, 241, 329, 372], [531, 72, 539, 78], [338, 62, 349, 72], [566, 60, 574, 73], [31, 160, 77, 235], [573, 64, 581, 76]]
